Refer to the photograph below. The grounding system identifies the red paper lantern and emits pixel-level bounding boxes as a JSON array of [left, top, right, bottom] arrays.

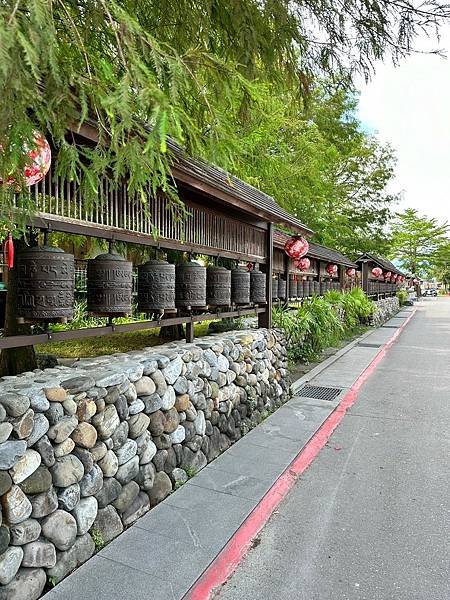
[[371, 267, 382, 278], [0, 132, 51, 187], [413, 278, 419, 284], [284, 236, 309, 260], [3, 234, 14, 269], [295, 257, 310, 271], [384, 271, 392, 280], [326, 263, 338, 276], [346, 267, 356, 277], [392, 273, 398, 280]]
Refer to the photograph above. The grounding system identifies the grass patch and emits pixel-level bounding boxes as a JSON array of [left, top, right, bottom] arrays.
[[37, 321, 212, 358]]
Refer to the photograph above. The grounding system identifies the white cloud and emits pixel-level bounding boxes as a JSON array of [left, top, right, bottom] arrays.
[[357, 27, 450, 224]]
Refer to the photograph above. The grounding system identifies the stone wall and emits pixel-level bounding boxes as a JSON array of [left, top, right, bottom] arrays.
[[0, 329, 288, 599], [371, 296, 400, 327]]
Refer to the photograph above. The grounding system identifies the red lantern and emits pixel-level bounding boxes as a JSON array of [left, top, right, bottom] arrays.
[[346, 267, 356, 277], [0, 132, 51, 187], [284, 236, 309, 260], [371, 267, 382, 278], [413, 278, 419, 284], [295, 257, 310, 271], [392, 273, 398, 280], [3, 234, 14, 269], [326, 263, 338, 276]]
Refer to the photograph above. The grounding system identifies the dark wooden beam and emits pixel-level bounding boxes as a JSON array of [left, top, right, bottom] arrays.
[[0, 307, 266, 350], [258, 223, 273, 329]]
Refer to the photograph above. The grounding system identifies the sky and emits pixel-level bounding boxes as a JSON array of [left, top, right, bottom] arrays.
[[356, 26, 450, 225]]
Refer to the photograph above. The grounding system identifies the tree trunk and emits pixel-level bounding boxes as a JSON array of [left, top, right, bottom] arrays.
[[0, 240, 37, 376]]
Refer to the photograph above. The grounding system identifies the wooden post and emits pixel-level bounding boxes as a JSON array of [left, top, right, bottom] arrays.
[[339, 265, 345, 291], [259, 222, 273, 329], [185, 320, 194, 343], [283, 253, 289, 308], [361, 261, 369, 295]]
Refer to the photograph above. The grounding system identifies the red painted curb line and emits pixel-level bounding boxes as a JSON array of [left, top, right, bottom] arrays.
[[184, 309, 416, 600]]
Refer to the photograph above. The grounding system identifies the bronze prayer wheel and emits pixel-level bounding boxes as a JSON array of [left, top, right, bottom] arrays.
[[87, 253, 133, 317], [250, 270, 266, 304], [138, 260, 175, 312], [278, 277, 287, 300], [17, 246, 75, 324], [175, 261, 206, 308], [272, 277, 279, 300], [231, 269, 250, 305], [207, 266, 231, 307], [288, 274, 296, 299]]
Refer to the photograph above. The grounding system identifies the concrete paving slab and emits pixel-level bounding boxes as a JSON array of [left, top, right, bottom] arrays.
[[310, 345, 380, 387], [135, 485, 256, 554], [361, 327, 399, 346], [383, 317, 410, 327], [43, 555, 175, 600], [184, 466, 275, 502], [98, 526, 212, 597]]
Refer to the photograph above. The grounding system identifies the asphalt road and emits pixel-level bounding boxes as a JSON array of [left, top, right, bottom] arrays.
[[217, 298, 450, 600]]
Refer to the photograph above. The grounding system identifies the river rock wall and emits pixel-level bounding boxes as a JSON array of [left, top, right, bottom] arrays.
[[0, 328, 288, 599], [371, 296, 400, 327]]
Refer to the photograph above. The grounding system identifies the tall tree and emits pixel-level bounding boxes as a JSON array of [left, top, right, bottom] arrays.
[[389, 208, 449, 275], [226, 86, 397, 258]]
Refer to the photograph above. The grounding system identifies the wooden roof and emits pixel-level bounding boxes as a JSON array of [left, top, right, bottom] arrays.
[[356, 253, 405, 276], [273, 230, 357, 268], [76, 120, 313, 235]]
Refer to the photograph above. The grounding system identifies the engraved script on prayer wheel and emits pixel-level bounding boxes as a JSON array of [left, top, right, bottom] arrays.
[[175, 261, 206, 308], [231, 269, 250, 305], [87, 253, 132, 317], [207, 267, 231, 307], [297, 279, 304, 297], [17, 246, 74, 323], [250, 270, 266, 304], [138, 260, 175, 311]]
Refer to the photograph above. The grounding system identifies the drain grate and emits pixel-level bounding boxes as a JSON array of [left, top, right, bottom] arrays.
[[296, 385, 342, 402], [357, 342, 382, 348]]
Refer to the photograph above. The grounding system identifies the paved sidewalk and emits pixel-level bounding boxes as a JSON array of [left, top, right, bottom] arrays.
[[43, 307, 415, 600]]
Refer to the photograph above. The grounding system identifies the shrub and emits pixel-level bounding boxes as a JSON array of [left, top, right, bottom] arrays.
[[274, 288, 375, 363], [396, 290, 408, 306]]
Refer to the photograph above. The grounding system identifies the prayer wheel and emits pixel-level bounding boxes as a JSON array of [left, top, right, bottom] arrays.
[[17, 246, 74, 324], [289, 275, 297, 299], [250, 270, 266, 304], [175, 261, 206, 308], [278, 277, 287, 300], [138, 260, 175, 312], [87, 253, 133, 317], [231, 269, 250, 305], [207, 266, 231, 307], [272, 277, 279, 300]]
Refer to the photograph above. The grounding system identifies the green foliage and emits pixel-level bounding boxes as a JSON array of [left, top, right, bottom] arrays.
[[90, 527, 105, 552], [184, 466, 197, 479], [389, 209, 449, 277], [396, 290, 409, 306], [227, 86, 398, 258], [273, 288, 375, 363]]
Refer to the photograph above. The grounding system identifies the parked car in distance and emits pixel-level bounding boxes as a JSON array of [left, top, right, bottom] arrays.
[[423, 288, 437, 297]]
